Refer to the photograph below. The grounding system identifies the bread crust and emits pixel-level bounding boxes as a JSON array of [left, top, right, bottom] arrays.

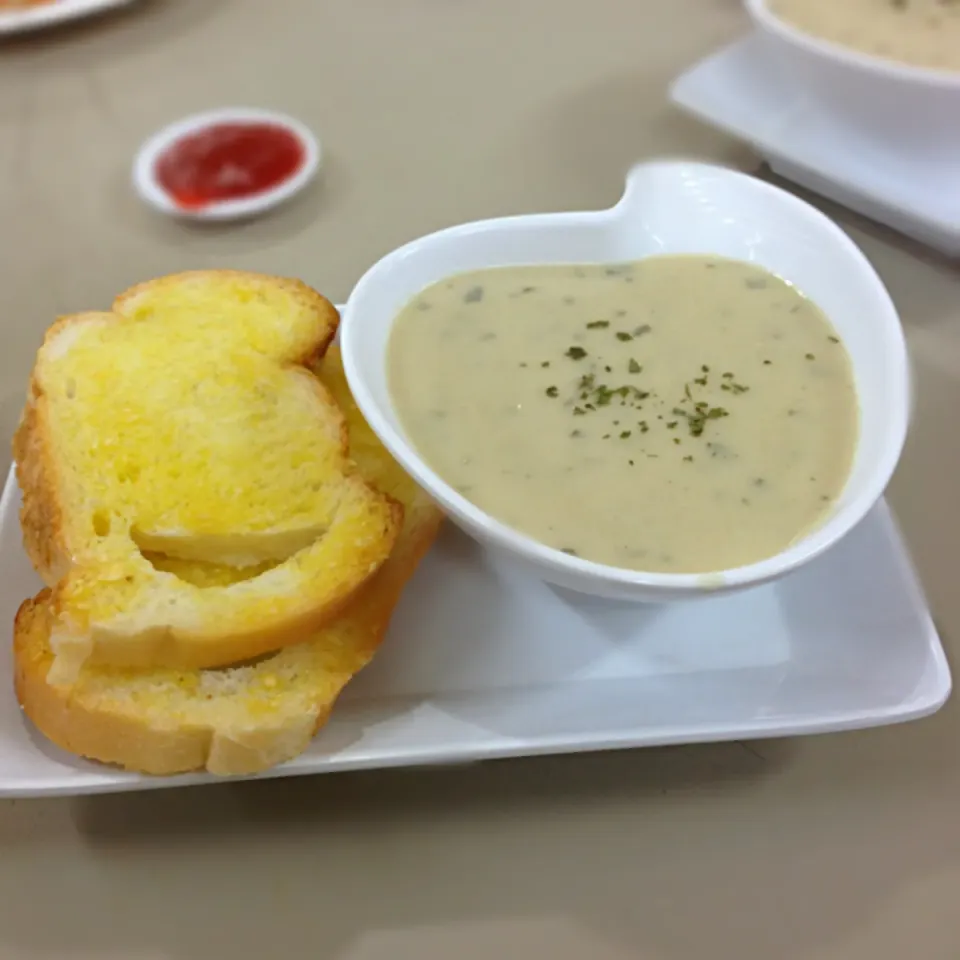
[[14, 313, 115, 587], [15, 592, 219, 776], [113, 269, 339, 368], [14, 387, 68, 588], [14, 493, 442, 776]]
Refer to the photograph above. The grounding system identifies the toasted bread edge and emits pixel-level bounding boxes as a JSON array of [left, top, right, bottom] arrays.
[[14, 501, 442, 776], [14, 313, 119, 587]]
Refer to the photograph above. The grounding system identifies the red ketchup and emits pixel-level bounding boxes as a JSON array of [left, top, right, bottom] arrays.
[[154, 122, 306, 211]]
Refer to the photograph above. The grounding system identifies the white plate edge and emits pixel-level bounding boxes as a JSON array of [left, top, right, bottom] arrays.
[[0, 0, 140, 35]]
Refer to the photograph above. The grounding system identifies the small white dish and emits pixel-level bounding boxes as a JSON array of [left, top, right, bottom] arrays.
[[670, 34, 960, 257], [745, 0, 960, 158], [0, 0, 140, 36], [341, 160, 910, 604], [133, 108, 321, 222], [0, 462, 949, 798]]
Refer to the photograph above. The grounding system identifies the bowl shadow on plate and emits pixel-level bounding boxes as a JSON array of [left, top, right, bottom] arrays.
[[330, 524, 788, 748], [344, 524, 638, 700], [545, 580, 667, 638]]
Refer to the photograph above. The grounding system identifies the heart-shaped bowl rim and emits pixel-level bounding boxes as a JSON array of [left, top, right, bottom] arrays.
[[341, 159, 910, 602]]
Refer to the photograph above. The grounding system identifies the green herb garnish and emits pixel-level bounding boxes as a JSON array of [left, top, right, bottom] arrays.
[[673, 404, 729, 438], [566, 346, 587, 360], [721, 380, 749, 394]]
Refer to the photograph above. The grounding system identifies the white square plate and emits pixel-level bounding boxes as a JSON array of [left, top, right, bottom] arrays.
[[670, 33, 960, 257], [0, 463, 950, 797]]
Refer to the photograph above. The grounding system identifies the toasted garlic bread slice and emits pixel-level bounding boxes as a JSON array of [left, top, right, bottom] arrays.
[[19, 271, 341, 578], [14, 347, 443, 776], [14, 272, 401, 681]]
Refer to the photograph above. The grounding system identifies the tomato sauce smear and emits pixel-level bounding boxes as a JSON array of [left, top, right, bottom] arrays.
[[154, 122, 306, 211]]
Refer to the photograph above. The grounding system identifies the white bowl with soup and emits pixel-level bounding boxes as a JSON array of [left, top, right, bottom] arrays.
[[746, 0, 960, 158], [341, 160, 909, 602]]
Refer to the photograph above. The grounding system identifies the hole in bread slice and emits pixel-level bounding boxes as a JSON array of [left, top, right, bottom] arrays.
[[139, 550, 282, 588], [131, 523, 326, 570]]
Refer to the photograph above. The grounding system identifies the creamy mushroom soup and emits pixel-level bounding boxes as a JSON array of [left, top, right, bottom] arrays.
[[388, 255, 859, 574], [769, 0, 960, 73]]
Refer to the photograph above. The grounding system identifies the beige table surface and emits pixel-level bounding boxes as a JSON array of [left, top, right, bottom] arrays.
[[0, 1, 958, 958]]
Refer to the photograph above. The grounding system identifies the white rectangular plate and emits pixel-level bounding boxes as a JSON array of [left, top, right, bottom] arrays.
[[670, 33, 960, 257], [0, 463, 950, 797]]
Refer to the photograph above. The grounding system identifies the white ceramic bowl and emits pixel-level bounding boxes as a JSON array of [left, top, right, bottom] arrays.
[[341, 160, 910, 603], [745, 0, 960, 159]]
